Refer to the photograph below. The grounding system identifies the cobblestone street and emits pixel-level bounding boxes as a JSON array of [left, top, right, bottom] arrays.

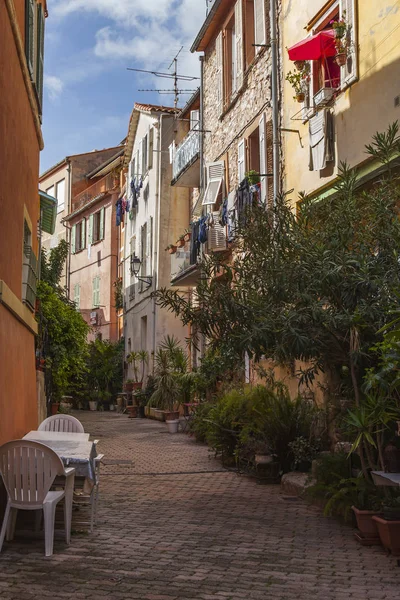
[[1, 411, 399, 599]]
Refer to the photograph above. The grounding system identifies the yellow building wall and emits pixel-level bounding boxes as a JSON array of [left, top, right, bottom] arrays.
[[281, 0, 400, 199]]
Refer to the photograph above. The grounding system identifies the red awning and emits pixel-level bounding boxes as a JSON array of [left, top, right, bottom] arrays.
[[288, 29, 336, 61]]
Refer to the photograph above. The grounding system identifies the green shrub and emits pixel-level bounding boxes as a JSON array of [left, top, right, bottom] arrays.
[[189, 402, 215, 442]]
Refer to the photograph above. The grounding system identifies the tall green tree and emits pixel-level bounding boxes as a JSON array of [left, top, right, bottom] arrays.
[[154, 124, 400, 406]]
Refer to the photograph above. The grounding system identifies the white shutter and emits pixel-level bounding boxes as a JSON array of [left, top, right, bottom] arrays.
[[190, 110, 200, 131], [259, 114, 267, 204], [216, 32, 223, 115], [88, 215, 93, 245], [81, 219, 86, 249], [92, 277, 97, 307], [138, 141, 143, 177], [208, 212, 227, 252], [148, 217, 153, 275], [71, 225, 76, 254], [148, 127, 154, 169], [203, 161, 224, 206], [238, 139, 246, 183], [254, 0, 266, 50], [235, 0, 244, 91], [96, 277, 100, 307], [340, 0, 358, 88], [99, 208, 105, 240], [74, 284, 80, 309], [136, 150, 140, 177]]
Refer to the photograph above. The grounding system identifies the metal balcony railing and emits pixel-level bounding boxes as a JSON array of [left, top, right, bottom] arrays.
[[72, 173, 116, 212], [172, 130, 200, 181]]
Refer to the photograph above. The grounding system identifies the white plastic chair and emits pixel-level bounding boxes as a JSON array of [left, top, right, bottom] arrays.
[[39, 414, 85, 433], [0, 440, 75, 557]]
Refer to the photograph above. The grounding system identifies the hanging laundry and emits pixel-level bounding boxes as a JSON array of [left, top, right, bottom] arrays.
[[227, 190, 237, 243], [198, 215, 208, 244], [219, 197, 228, 227], [190, 220, 201, 265], [115, 198, 122, 227]]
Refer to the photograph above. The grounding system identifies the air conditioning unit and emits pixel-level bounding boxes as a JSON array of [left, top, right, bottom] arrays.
[[313, 87, 334, 107]]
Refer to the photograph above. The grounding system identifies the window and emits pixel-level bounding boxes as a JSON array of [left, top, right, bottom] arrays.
[[71, 219, 86, 253], [22, 220, 37, 312], [190, 110, 200, 131], [74, 284, 81, 309], [203, 161, 224, 206], [46, 184, 55, 197], [301, 0, 358, 108], [217, 0, 267, 112], [25, 0, 45, 111], [56, 179, 65, 213], [148, 127, 154, 169], [88, 208, 105, 245], [92, 276, 100, 308]]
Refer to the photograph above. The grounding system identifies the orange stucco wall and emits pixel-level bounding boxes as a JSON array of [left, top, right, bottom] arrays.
[[0, 2, 44, 443]]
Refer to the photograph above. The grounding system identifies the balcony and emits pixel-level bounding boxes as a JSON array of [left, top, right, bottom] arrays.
[[72, 173, 117, 212], [171, 131, 200, 188], [170, 241, 200, 286]]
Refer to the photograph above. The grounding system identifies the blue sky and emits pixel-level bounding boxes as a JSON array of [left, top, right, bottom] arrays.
[[40, 0, 205, 173]]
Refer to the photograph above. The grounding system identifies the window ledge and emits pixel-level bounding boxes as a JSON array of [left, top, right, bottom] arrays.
[[0, 280, 38, 335]]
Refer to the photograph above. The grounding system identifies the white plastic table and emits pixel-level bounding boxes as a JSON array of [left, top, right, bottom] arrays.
[[23, 431, 96, 488], [371, 471, 400, 487]]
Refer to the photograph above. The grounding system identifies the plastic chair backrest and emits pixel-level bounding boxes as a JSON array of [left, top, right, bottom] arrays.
[[0, 440, 65, 506], [38, 415, 85, 433]]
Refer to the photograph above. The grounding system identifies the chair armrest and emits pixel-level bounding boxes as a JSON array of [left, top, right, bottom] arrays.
[[64, 467, 76, 477]]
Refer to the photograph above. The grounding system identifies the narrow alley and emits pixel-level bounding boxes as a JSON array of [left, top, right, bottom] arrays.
[[0, 412, 399, 600]]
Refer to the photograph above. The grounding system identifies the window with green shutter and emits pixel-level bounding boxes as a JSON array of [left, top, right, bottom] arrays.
[[92, 276, 100, 308], [74, 284, 81, 309], [25, 0, 35, 79], [36, 3, 45, 110]]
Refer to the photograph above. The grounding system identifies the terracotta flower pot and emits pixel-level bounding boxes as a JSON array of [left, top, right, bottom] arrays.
[[165, 411, 180, 422], [124, 382, 134, 392], [127, 405, 138, 419], [335, 53, 347, 66], [133, 382, 143, 391], [352, 507, 381, 542], [296, 92, 305, 103], [168, 246, 177, 255], [176, 239, 185, 248], [51, 403, 60, 415], [184, 233, 191, 242], [373, 516, 400, 555]]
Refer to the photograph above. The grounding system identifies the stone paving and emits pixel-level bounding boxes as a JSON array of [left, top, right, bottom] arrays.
[[1, 411, 400, 599]]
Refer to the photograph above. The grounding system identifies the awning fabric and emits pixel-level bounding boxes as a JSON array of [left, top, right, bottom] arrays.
[[288, 29, 336, 61], [39, 190, 57, 234]]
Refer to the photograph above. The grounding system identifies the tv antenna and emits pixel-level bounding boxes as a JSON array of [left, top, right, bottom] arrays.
[[127, 47, 199, 110]]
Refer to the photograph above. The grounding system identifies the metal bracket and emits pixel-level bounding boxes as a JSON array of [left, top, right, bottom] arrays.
[[280, 128, 304, 148]]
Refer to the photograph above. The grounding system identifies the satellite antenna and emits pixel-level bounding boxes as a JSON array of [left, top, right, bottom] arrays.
[[127, 47, 199, 110]]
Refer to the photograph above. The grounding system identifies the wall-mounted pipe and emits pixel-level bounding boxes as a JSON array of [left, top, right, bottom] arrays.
[[270, 0, 280, 204]]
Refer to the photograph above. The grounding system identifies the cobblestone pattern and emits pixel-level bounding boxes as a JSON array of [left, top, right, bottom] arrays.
[[0, 411, 399, 600]]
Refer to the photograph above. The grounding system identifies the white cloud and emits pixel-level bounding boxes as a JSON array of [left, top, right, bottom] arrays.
[[44, 74, 64, 99], [52, 0, 172, 27]]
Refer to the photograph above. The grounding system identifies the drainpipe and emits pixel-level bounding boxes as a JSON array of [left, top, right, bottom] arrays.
[[199, 55, 205, 191], [152, 114, 162, 373], [270, 0, 280, 204], [66, 160, 72, 294]]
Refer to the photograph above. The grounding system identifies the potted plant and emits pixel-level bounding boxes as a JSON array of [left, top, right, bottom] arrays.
[[373, 495, 400, 555], [286, 70, 306, 102], [176, 235, 185, 248], [288, 436, 320, 472], [165, 244, 177, 255], [51, 401, 60, 415], [127, 350, 149, 390], [89, 391, 98, 411], [124, 379, 135, 392], [331, 12, 348, 66], [245, 170, 261, 186], [184, 229, 191, 242]]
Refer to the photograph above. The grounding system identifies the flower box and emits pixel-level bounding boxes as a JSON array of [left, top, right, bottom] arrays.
[[313, 87, 334, 107]]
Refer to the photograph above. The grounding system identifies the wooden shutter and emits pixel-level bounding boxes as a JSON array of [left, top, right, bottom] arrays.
[[340, 0, 358, 88], [259, 114, 267, 204], [36, 3, 45, 109], [99, 208, 105, 240], [216, 32, 224, 115], [235, 0, 244, 91], [71, 225, 76, 254], [148, 127, 154, 169], [208, 212, 227, 252], [254, 0, 266, 50], [96, 277, 100, 307], [238, 139, 246, 183], [92, 277, 97, 307], [25, 0, 35, 78], [87, 215, 92, 246], [203, 161, 224, 206]]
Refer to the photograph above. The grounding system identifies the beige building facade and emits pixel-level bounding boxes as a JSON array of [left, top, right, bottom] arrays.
[[122, 103, 190, 379]]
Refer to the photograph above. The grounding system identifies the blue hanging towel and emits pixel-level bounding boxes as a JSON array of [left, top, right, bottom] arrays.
[[198, 215, 208, 244]]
